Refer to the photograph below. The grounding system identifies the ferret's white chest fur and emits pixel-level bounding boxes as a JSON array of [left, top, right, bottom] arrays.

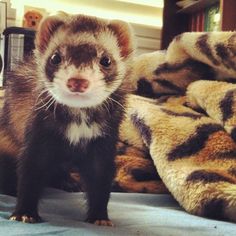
[[65, 120, 102, 145]]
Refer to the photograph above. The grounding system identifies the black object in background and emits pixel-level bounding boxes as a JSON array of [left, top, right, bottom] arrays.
[[3, 27, 35, 85], [0, 54, 2, 74]]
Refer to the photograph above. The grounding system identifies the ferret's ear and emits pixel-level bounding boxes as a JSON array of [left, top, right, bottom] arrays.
[[108, 20, 134, 58], [35, 16, 65, 53]]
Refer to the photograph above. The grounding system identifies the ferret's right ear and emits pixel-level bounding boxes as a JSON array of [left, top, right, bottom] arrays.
[[35, 16, 64, 53], [108, 20, 134, 59]]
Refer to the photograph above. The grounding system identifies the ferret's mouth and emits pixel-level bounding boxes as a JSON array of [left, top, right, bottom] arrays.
[[48, 85, 111, 108], [60, 89, 90, 100]]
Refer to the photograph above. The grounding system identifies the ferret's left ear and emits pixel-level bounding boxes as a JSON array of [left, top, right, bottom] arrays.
[[35, 15, 65, 53], [108, 20, 134, 58]]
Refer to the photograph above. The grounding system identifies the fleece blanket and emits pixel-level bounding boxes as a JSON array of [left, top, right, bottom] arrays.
[[108, 31, 236, 223]]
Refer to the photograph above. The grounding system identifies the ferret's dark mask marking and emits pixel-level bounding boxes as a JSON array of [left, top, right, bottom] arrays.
[[50, 53, 62, 65], [66, 44, 97, 68], [100, 57, 118, 85], [45, 44, 98, 82], [100, 56, 111, 68], [45, 56, 60, 82]]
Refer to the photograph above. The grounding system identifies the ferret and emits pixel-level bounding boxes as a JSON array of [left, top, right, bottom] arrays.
[[0, 14, 134, 226]]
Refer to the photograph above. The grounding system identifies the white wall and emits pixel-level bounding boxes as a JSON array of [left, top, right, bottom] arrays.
[[10, 0, 163, 28], [132, 23, 161, 55], [6, 0, 163, 54]]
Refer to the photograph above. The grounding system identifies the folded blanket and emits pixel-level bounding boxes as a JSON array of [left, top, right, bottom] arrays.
[[114, 31, 236, 223]]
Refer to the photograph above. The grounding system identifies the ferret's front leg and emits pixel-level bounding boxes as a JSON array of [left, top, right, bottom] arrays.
[[79, 137, 116, 226], [9, 130, 58, 223]]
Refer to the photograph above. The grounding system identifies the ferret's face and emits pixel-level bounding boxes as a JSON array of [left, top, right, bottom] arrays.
[[36, 15, 133, 108]]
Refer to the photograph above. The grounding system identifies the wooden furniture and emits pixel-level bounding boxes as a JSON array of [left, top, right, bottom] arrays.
[[161, 0, 236, 49]]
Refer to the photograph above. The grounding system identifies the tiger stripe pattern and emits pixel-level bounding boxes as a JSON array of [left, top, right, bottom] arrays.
[[116, 31, 236, 222]]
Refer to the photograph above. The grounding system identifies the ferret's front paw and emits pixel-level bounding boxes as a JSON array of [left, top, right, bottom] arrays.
[[9, 213, 42, 223], [86, 218, 114, 226], [94, 220, 114, 226]]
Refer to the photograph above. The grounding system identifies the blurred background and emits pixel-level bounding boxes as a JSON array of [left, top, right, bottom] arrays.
[[4, 0, 164, 55]]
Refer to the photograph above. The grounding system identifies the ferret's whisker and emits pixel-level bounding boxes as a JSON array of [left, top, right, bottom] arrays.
[[35, 93, 53, 109], [107, 97, 125, 110], [35, 96, 51, 111], [53, 101, 58, 119], [45, 98, 56, 111], [35, 89, 50, 106], [35, 96, 54, 111], [102, 100, 111, 116]]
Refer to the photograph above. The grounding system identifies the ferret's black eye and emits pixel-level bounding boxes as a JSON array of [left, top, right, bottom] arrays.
[[50, 53, 62, 65], [100, 56, 111, 67]]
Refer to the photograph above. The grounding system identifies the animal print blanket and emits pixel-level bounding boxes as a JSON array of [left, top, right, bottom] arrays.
[[113, 31, 236, 222]]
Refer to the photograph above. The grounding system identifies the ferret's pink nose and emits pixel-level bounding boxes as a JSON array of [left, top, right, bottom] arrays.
[[67, 78, 89, 93]]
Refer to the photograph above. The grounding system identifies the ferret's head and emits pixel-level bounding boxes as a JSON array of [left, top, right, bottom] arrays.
[[35, 14, 134, 108]]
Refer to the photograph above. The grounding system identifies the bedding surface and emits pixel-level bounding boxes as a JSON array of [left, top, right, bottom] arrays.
[[0, 188, 235, 236]]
